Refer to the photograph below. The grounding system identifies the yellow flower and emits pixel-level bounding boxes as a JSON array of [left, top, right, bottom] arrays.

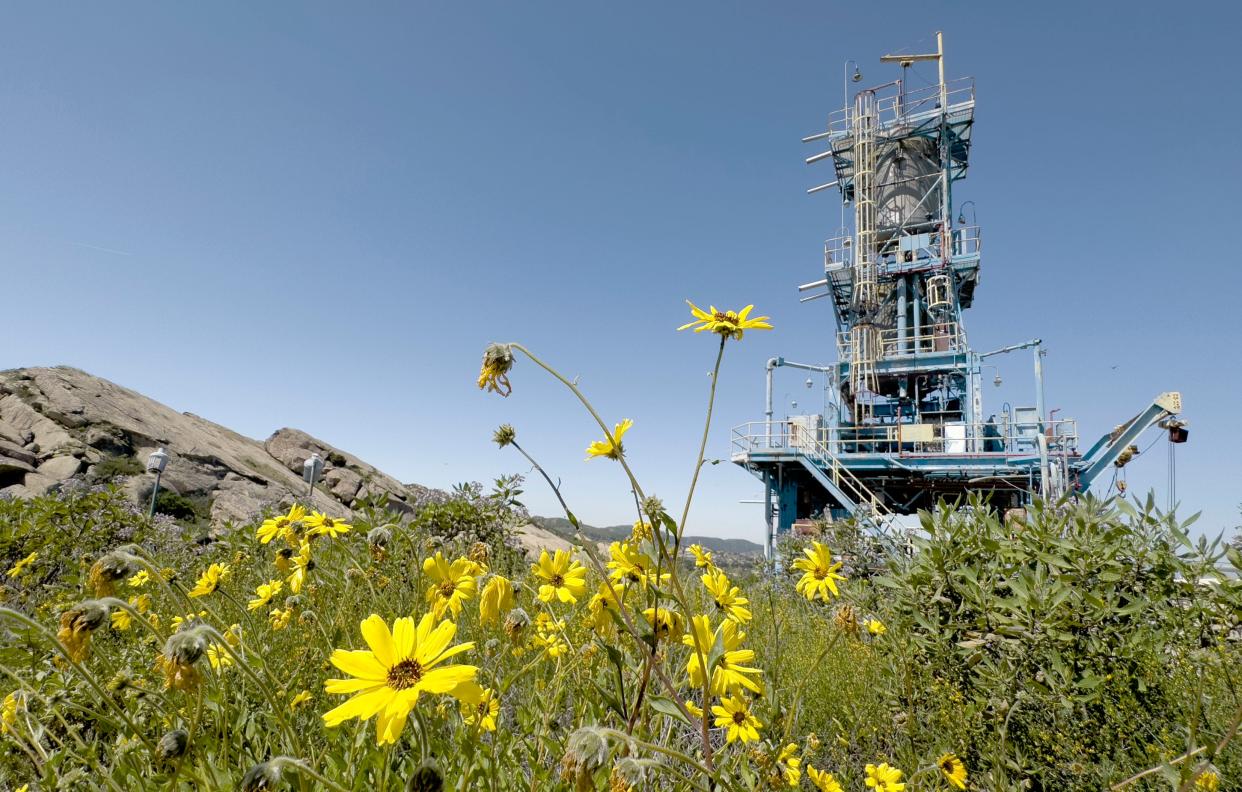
[[289, 690, 313, 710], [57, 604, 106, 662], [864, 762, 905, 792], [479, 575, 515, 625], [206, 644, 232, 671], [678, 301, 773, 340], [792, 542, 846, 602], [187, 563, 231, 598], [462, 687, 499, 731], [2, 692, 22, 735], [588, 582, 623, 636], [132, 594, 152, 614], [257, 504, 307, 544], [322, 613, 481, 745], [711, 693, 762, 743], [248, 579, 285, 611], [305, 512, 352, 539], [287, 541, 313, 594], [643, 607, 685, 642], [127, 570, 151, 588], [171, 611, 208, 632], [1194, 770, 1219, 791], [630, 520, 653, 542], [687, 544, 715, 569], [274, 547, 295, 574], [111, 608, 133, 632], [684, 698, 704, 719], [585, 419, 633, 461], [269, 608, 293, 631], [702, 568, 752, 624], [477, 343, 514, 397], [534, 615, 570, 658], [808, 767, 843, 792], [777, 743, 801, 787], [937, 753, 967, 790], [865, 618, 886, 636], [684, 615, 763, 695], [423, 553, 480, 619], [532, 549, 588, 604], [606, 541, 666, 588], [6, 551, 37, 578]]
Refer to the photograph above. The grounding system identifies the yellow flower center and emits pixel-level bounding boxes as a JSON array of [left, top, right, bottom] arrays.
[[387, 659, 424, 690]]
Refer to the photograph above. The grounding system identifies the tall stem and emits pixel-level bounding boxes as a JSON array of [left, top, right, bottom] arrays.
[[677, 336, 727, 553]]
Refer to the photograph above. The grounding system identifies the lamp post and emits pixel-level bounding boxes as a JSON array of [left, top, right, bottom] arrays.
[[146, 447, 169, 518], [303, 453, 324, 500]]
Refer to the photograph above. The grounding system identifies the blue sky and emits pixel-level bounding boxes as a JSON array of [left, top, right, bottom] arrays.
[[3, 3, 1239, 542]]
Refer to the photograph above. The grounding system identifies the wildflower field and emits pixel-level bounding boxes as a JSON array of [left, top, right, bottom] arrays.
[[0, 304, 1239, 791]]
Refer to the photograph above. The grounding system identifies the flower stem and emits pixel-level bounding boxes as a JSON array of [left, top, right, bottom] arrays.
[[676, 336, 726, 553]]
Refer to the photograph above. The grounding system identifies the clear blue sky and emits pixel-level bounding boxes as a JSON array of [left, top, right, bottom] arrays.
[[3, 3, 1239, 542]]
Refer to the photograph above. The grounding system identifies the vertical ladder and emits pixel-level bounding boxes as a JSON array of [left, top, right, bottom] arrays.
[[850, 91, 880, 422]]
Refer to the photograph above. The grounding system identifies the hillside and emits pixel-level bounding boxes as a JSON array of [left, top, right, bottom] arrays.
[[531, 515, 764, 557]]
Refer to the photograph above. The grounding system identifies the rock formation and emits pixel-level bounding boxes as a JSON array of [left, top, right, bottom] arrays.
[[0, 367, 439, 527]]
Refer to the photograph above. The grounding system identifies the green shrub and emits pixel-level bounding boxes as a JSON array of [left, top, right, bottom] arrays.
[[91, 455, 144, 480]]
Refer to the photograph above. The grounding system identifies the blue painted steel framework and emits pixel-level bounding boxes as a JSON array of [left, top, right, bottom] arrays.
[[731, 35, 1183, 556]]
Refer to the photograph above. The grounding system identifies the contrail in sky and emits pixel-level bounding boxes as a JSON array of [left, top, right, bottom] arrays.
[[65, 240, 132, 256]]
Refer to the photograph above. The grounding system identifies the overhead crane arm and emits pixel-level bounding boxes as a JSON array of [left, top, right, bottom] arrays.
[[1075, 392, 1183, 491]]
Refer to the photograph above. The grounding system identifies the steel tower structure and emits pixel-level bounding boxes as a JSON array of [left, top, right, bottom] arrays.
[[731, 34, 1184, 556]]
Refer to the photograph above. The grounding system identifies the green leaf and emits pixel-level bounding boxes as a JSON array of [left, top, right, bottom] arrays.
[[648, 695, 692, 725]]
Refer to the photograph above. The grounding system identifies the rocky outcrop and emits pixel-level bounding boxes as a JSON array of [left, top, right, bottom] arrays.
[[0, 367, 443, 528]]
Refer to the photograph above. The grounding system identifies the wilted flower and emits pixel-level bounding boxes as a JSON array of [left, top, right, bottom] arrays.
[[477, 343, 515, 397], [240, 760, 282, 791], [57, 601, 109, 662], [504, 608, 531, 643], [88, 551, 133, 597]]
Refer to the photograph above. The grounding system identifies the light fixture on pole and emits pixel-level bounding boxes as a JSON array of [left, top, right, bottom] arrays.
[[146, 447, 169, 518], [303, 453, 324, 499], [956, 200, 977, 227]]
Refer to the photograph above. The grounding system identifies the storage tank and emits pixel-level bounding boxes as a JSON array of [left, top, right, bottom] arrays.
[[875, 135, 941, 238]]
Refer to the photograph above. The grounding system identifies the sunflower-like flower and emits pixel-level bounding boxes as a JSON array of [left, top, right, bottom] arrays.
[[287, 541, 313, 594], [322, 613, 482, 745], [289, 690, 313, 710], [702, 568, 752, 624], [683, 614, 763, 695], [188, 563, 231, 598], [808, 767, 843, 792], [864, 762, 906, 792], [687, 544, 715, 569], [1, 692, 22, 735], [777, 743, 801, 787], [678, 301, 773, 341], [532, 549, 588, 604], [269, 608, 293, 631], [462, 687, 499, 731], [937, 753, 967, 790], [1194, 769, 1220, 791], [256, 504, 307, 545], [479, 575, 515, 625], [588, 582, 623, 636], [478, 343, 515, 397], [248, 579, 285, 611], [533, 615, 570, 658], [206, 644, 232, 672], [606, 541, 666, 589], [866, 618, 886, 636], [643, 607, 685, 642], [127, 570, 151, 588], [423, 553, 480, 619], [585, 419, 633, 461], [792, 542, 846, 603], [711, 693, 762, 743], [305, 512, 351, 540]]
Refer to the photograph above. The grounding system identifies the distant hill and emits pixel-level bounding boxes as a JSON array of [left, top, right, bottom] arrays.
[[531, 515, 764, 557]]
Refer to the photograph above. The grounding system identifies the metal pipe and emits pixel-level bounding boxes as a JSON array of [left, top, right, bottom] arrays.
[[896, 276, 908, 354], [765, 358, 776, 446], [1034, 344, 1049, 498], [148, 471, 161, 519]]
